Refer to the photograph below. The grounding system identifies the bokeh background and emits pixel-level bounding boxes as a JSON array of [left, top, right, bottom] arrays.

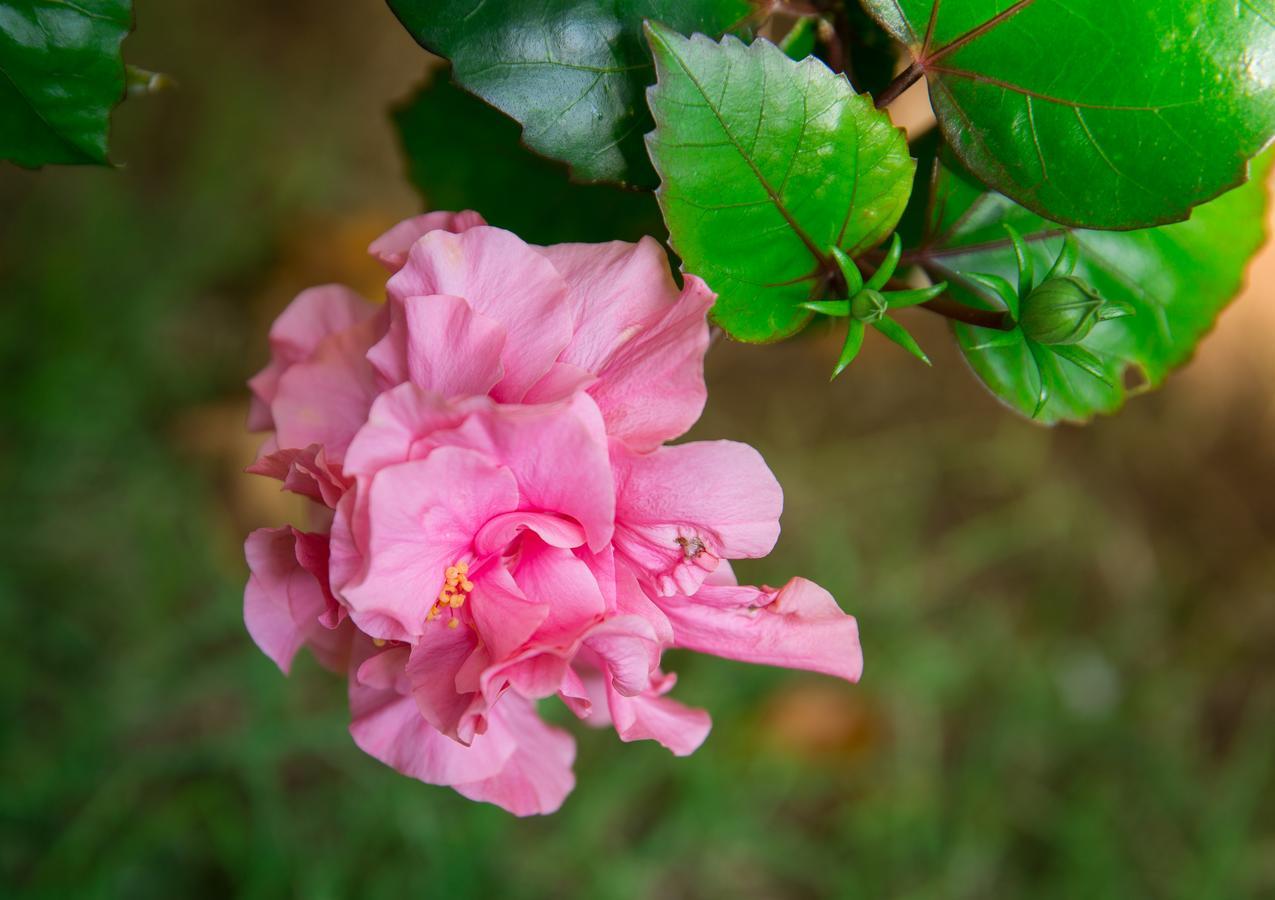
[[3, 2, 1275, 897]]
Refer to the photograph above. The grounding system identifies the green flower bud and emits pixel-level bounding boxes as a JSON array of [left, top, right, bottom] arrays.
[[1019, 276, 1108, 345], [850, 289, 888, 323]]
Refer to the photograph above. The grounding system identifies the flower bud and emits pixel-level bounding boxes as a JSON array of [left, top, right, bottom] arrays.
[[850, 289, 888, 323], [1019, 276, 1108, 345]]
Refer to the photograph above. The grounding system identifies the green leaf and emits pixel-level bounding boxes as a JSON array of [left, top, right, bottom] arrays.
[[387, 0, 753, 188], [0, 0, 132, 167], [393, 71, 664, 245], [645, 24, 914, 342], [872, 316, 931, 365], [914, 149, 1274, 424], [862, 0, 1275, 229]]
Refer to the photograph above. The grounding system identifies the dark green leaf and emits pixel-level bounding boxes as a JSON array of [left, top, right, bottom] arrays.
[[914, 149, 1273, 423], [0, 0, 132, 167], [646, 24, 914, 342], [393, 71, 663, 245], [863, 0, 1275, 228], [387, 0, 753, 187]]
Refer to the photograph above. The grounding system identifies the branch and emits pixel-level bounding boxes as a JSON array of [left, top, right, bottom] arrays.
[[874, 61, 923, 108]]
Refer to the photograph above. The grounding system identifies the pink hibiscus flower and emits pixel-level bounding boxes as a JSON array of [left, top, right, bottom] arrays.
[[243, 212, 861, 815]]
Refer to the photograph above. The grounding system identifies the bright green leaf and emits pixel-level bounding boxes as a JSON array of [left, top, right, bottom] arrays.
[[387, 0, 753, 187], [393, 71, 663, 245], [913, 149, 1273, 424], [645, 24, 913, 342], [0, 0, 132, 167], [863, 0, 1275, 229]]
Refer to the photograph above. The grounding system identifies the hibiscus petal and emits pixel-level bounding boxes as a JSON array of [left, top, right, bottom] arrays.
[[406, 621, 487, 743], [452, 695, 576, 817], [246, 443, 349, 509], [332, 447, 519, 642], [474, 511, 586, 555], [605, 671, 711, 757], [271, 311, 385, 465], [542, 237, 679, 372], [368, 210, 488, 271], [243, 527, 350, 674], [658, 578, 863, 683], [387, 227, 572, 401], [588, 275, 713, 451], [248, 284, 378, 431], [445, 393, 615, 551], [366, 294, 505, 397], [349, 645, 513, 787], [612, 440, 782, 596]]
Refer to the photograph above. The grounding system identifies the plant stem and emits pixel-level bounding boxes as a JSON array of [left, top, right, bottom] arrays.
[[919, 296, 1014, 330], [874, 61, 923, 108]]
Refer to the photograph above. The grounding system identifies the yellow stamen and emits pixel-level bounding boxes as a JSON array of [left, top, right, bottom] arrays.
[[456, 561, 469, 574], [447, 618, 460, 629], [372, 638, 386, 647]]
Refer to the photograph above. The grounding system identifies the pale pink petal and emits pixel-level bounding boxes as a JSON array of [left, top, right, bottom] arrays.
[[368, 210, 487, 271], [248, 284, 378, 431], [246, 443, 350, 508], [332, 447, 519, 642], [449, 393, 615, 551], [387, 227, 572, 400], [587, 275, 713, 450], [244, 527, 350, 674], [406, 621, 486, 743], [541, 237, 678, 372], [475, 511, 586, 555], [605, 671, 711, 757], [366, 294, 505, 396], [271, 312, 385, 465], [466, 562, 549, 662], [453, 695, 576, 816], [612, 441, 782, 595], [658, 578, 863, 682], [349, 647, 513, 787], [512, 537, 607, 642], [521, 362, 596, 404], [341, 384, 472, 479]]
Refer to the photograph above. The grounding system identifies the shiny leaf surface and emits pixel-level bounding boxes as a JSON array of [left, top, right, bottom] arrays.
[[863, 0, 1275, 228], [646, 24, 913, 341]]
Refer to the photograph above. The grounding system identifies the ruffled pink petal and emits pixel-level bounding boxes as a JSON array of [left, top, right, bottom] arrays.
[[243, 527, 351, 674], [521, 362, 596, 404], [604, 671, 711, 757], [448, 393, 615, 551], [612, 440, 783, 596], [366, 294, 505, 397], [248, 285, 378, 431], [512, 537, 607, 642], [368, 210, 488, 272], [466, 561, 549, 662], [475, 511, 586, 555], [270, 311, 386, 466], [349, 643, 513, 787], [386, 227, 572, 401], [341, 384, 473, 479], [587, 275, 713, 450], [331, 447, 520, 642], [246, 443, 350, 509], [406, 620, 487, 743], [541, 237, 679, 372], [452, 695, 576, 817], [657, 577, 863, 682]]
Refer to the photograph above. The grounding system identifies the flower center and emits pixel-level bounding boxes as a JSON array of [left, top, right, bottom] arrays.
[[427, 560, 473, 629]]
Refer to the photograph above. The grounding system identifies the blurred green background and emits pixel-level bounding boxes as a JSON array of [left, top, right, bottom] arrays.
[[3, 1, 1275, 897]]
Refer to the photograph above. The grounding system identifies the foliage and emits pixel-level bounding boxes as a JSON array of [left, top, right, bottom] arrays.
[[386, 0, 754, 186], [0, 0, 132, 166], [861, 0, 1275, 228], [645, 24, 912, 342]]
